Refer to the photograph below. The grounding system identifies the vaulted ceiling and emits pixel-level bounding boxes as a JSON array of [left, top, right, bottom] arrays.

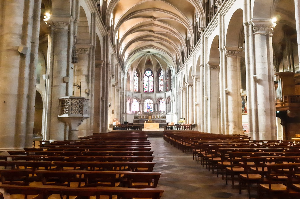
[[107, 0, 204, 71]]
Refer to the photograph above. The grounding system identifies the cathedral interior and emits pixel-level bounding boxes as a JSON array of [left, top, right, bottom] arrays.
[[1, 0, 300, 198]]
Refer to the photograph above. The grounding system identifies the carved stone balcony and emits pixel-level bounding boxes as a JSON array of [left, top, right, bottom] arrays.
[[58, 96, 89, 140]]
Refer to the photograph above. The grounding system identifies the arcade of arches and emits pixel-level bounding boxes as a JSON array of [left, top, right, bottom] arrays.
[[0, 0, 300, 149]]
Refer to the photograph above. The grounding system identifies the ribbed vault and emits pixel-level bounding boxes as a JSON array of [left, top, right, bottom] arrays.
[[107, 0, 204, 71]]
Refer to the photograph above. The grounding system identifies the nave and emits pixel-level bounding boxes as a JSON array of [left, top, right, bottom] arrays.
[[151, 137, 248, 199]]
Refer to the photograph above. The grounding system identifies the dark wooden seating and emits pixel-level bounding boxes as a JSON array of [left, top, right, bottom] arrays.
[[239, 157, 266, 198], [0, 184, 164, 199], [0, 131, 164, 199], [34, 170, 161, 188], [258, 163, 300, 199], [53, 161, 156, 172], [0, 169, 31, 186]]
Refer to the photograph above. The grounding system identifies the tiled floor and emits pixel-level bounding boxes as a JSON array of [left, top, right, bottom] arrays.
[[150, 137, 249, 199]]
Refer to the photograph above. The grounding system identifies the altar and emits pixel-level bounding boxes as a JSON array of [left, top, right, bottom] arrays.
[[144, 123, 160, 130], [133, 113, 166, 124]]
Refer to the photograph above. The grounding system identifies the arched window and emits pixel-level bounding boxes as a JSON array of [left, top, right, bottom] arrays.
[[166, 69, 171, 91], [158, 69, 164, 92], [132, 99, 139, 112], [144, 69, 154, 92], [159, 99, 166, 112], [144, 99, 153, 112], [133, 70, 139, 92]]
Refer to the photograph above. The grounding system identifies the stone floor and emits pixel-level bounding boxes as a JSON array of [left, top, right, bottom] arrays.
[[150, 137, 250, 199]]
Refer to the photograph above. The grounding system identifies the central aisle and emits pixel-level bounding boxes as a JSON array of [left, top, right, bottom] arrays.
[[150, 137, 249, 199]]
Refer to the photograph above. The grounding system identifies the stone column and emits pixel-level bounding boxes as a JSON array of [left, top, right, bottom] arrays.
[[49, 20, 70, 140], [195, 76, 201, 131], [294, 0, 300, 71], [0, 1, 27, 148], [252, 20, 276, 140], [226, 49, 243, 135], [179, 87, 183, 118], [209, 64, 220, 133], [182, 87, 187, 120], [199, 65, 204, 132], [93, 60, 104, 133], [75, 46, 90, 137], [100, 60, 107, 132], [184, 84, 188, 122], [188, 84, 194, 124], [25, 0, 42, 147]]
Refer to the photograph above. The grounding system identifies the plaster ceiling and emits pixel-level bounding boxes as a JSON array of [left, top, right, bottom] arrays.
[[108, 0, 203, 71]]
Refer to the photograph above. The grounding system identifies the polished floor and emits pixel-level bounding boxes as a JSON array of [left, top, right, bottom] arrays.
[[150, 137, 249, 199]]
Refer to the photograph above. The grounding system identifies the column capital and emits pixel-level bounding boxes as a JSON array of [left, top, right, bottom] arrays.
[[76, 48, 90, 54], [252, 20, 274, 35], [51, 21, 69, 30], [225, 48, 242, 57], [210, 65, 220, 70]]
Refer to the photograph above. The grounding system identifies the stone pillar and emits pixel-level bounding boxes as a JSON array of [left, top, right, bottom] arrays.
[[188, 84, 194, 124], [182, 87, 187, 120], [209, 64, 220, 133], [100, 61, 107, 132], [49, 20, 70, 140], [252, 20, 276, 140], [0, 1, 27, 148], [226, 49, 243, 135], [93, 60, 104, 133], [199, 65, 204, 132], [26, 0, 42, 147], [75, 46, 90, 136], [195, 76, 201, 131], [180, 88, 183, 118], [192, 76, 197, 125], [294, 0, 300, 71]]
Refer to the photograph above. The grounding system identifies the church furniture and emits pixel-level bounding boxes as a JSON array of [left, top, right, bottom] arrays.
[[0, 184, 164, 199]]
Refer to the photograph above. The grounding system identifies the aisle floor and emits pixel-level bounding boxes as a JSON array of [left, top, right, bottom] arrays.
[[150, 137, 249, 199]]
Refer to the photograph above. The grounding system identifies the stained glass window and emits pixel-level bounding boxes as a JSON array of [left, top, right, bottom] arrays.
[[132, 99, 139, 112], [134, 70, 139, 92], [144, 99, 153, 112], [159, 99, 166, 112], [144, 69, 154, 92], [159, 70, 164, 92], [166, 70, 169, 91]]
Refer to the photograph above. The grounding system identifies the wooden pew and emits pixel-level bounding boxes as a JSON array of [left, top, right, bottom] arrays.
[[0, 184, 164, 199], [33, 170, 161, 188], [53, 161, 156, 172]]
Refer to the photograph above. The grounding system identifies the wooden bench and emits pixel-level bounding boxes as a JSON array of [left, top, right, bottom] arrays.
[[53, 161, 156, 172], [0, 184, 164, 199], [34, 170, 161, 188]]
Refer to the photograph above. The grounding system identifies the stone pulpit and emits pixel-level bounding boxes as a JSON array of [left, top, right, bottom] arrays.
[[58, 96, 89, 140]]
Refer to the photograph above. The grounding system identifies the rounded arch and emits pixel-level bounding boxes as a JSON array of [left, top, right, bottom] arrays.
[[34, 91, 43, 138], [77, 6, 90, 44], [208, 35, 220, 66], [226, 9, 244, 49], [144, 98, 154, 112]]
